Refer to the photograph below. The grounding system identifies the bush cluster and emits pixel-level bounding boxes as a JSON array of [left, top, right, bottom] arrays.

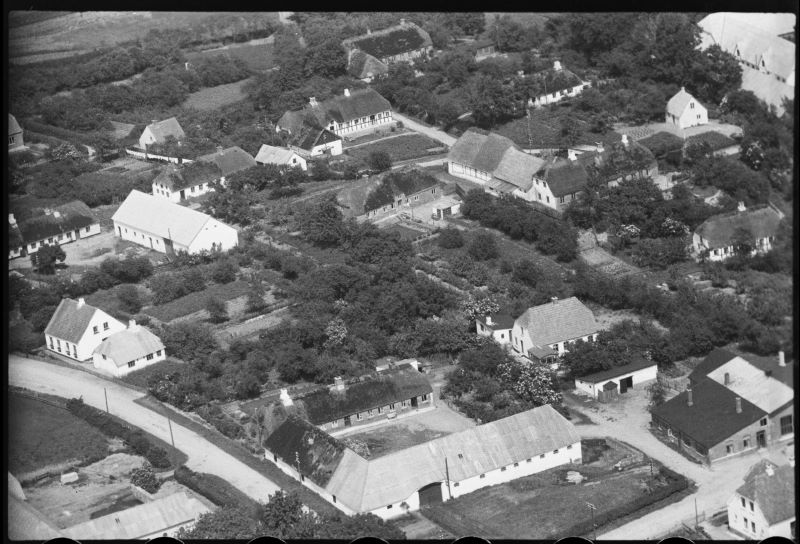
[[174, 466, 259, 513]]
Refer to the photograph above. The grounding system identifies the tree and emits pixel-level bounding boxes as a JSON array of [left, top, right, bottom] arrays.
[[437, 227, 464, 248], [366, 151, 392, 172], [32, 244, 66, 274], [647, 380, 668, 410], [497, 358, 561, 406], [467, 231, 499, 260], [559, 116, 583, 147], [205, 296, 229, 323], [323, 317, 348, 350], [461, 294, 500, 322], [298, 198, 345, 247], [116, 284, 142, 314], [303, 39, 347, 79], [469, 74, 519, 129], [179, 506, 258, 540], [511, 259, 541, 287], [211, 258, 238, 284]]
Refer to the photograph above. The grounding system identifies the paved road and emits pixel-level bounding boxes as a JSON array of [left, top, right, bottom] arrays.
[[565, 388, 792, 539], [392, 112, 456, 147], [9, 355, 282, 503]]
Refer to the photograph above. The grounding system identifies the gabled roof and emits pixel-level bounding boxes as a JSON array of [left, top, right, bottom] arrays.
[[153, 162, 222, 192], [15, 201, 97, 245], [688, 347, 738, 384], [516, 297, 599, 347], [8, 493, 63, 541], [492, 148, 545, 192], [706, 356, 794, 414], [537, 158, 590, 197], [651, 378, 766, 449], [297, 363, 433, 425], [142, 117, 185, 144], [325, 404, 580, 512], [255, 145, 301, 165], [280, 89, 392, 132], [736, 461, 796, 525], [44, 298, 113, 343], [63, 492, 210, 540], [579, 357, 657, 384], [347, 49, 389, 79], [447, 129, 517, 174], [9, 114, 22, 135], [93, 325, 165, 366], [343, 21, 432, 60], [695, 205, 784, 249], [197, 146, 256, 177], [666, 87, 703, 117], [264, 416, 347, 487], [112, 190, 227, 247]]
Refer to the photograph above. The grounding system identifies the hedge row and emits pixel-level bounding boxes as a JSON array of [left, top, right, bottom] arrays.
[[65, 397, 172, 469], [23, 119, 102, 147], [174, 465, 259, 515], [554, 465, 689, 539]]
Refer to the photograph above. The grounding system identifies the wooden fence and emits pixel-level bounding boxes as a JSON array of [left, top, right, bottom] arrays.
[[125, 148, 194, 165]]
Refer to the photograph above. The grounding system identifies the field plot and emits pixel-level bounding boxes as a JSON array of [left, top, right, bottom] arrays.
[[186, 42, 274, 72], [347, 133, 445, 163], [183, 77, 252, 110], [8, 392, 110, 476], [496, 108, 623, 149], [421, 438, 688, 540], [141, 280, 252, 323]]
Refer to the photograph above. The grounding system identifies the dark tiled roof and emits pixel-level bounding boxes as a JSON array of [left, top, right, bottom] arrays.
[[476, 313, 515, 329], [579, 357, 657, 384], [736, 461, 796, 525], [448, 129, 516, 174], [295, 127, 341, 152], [298, 364, 433, 425], [44, 298, 101, 343], [695, 205, 784, 249], [16, 201, 97, 245], [650, 378, 766, 449], [344, 23, 432, 60], [688, 348, 737, 385], [197, 146, 257, 177], [144, 117, 185, 144], [263, 416, 346, 487]]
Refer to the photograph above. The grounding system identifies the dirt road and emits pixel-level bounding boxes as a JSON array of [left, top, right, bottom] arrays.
[[8, 355, 281, 503], [565, 388, 792, 539], [392, 112, 456, 147]]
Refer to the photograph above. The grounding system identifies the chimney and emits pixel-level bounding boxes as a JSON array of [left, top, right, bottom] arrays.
[[687, 387, 693, 407], [366, 28, 372, 35], [309, 97, 318, 107], [344, 88, 350, 97], [128, 319, 137, 330], [778, 350, 786, 367], [596, 141, 604, 153], [551, 296, 558, 305], [185, 61, 190, 70], [279, 388, 294, 406], [724, 372, 730, 385], [77, 298, 86, 308], [568, 149, 577, 162], [8, 214, 16, 226], [735, 396, 742, 414], [400, 18, 406, 26], [486, 315, 493, 326], [621, 134, 629, 148], [151, 119, 158, 126], [681, 86, 685, 93], [53, 211, 61, 218], [216, 145, 224, 154], [553, 60, 562, 71], [333, 376, 345, 392], [737, 201, 746, 212], [765, 463, 775, 476]]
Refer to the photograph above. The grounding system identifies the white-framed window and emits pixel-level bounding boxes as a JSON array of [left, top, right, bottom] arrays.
[[93, 326, 99, 334], [102, 354, 107, 360], [156, 350, 162, 356], [128, 361, 135, 368], [146, 353, 154, 361]]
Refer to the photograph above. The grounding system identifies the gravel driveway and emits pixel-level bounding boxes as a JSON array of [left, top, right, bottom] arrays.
[[8, 355, 282, 504]]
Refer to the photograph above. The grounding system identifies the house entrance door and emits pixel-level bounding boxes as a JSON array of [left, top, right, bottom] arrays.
[[418, 482, 443, 507], [344, 416, 351, 427], [411, 397, 418, 408], [180, 190, 186, 200], [620, 376, 633, 393], [756, 431, 766, 448]]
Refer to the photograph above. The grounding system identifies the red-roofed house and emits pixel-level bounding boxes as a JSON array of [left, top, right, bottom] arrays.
[[727, 460, 795, 539], [44, 298, 126, 361], [92, 319, 166, 377]]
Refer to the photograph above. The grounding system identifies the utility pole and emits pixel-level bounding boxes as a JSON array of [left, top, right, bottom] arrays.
[[444, 457, 452, 499], [104, 388, 109, 413], [167, 415, 175, 449], [694, 497, 699, 529], [587, 502, 597, 540]]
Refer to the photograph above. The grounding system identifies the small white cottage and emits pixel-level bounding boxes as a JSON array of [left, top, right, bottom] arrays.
[[666, 87, 708, 129], [92, 320, 166, 378]]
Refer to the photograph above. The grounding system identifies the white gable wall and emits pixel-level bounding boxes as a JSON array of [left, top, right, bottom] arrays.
[[574, 365, 658, 398], [93, 348, 166, 378], [152, 181, 215, 203], [139, 127, 157, 150], [667, 100, 708, 129], [187, 219, 239, 254], [726, 492, 792, 539], [113, 221, 175, 254], [47, 309, 126, 361]]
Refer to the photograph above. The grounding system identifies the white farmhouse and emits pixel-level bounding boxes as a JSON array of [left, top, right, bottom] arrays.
[[527, 61, 591, 108], [44, 298, 126, 361], [666, 87, 708, 129], [138, 117, 185, 150], [196, 146, 257, 184], [8, 201, 101, 260], [255, 144, 308, 171], [727, 460, 795, 539], [112, 190, 239, 255], [574, 358, 658, 401], [512, 297, 600, 362], [92, 320, 166, 378], [692, 203, 784, 262], [265, 404, 581, 519]]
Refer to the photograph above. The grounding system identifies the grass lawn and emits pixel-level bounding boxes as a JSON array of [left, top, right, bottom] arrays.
[[8, 392, 110, 475], [495, 107, 623, 149], [183, 77, 252, 111], [186, 42, 274, 71], [347, 133, 445, 164], [422, 440, 684, 539], [121, 358, 188, 389], [141, 280, 252, 322], [85, 283, 150, 322]]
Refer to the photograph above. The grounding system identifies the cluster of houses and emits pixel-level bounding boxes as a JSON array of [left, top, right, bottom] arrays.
[[342, 19, 433, 82]]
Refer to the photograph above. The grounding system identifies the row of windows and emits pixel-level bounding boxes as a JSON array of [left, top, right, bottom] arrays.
[[125, 350, 163, 368], [49, 337, 78, 358], [93, 322, 110, 334], [27, 226, 91, 250]]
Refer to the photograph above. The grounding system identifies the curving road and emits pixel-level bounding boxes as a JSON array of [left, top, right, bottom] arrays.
[[8, 355, 281, 503]]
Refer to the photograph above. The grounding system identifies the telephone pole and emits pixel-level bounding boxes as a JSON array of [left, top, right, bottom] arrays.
[[104, 388, 109, 413], [167, 415, 175, 449], [587, 502, 597, 540]]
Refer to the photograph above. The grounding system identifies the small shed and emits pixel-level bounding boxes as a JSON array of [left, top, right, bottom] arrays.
[[597, 381, 619, 403], [575, 357, 658, 399]]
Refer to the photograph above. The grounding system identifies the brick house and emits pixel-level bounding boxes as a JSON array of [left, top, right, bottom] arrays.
[[512, 297, 601, 362]]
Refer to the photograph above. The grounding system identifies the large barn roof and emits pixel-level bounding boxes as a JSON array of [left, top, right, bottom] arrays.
[[343, 21, 432, 60], [142, 117, 185, 144]]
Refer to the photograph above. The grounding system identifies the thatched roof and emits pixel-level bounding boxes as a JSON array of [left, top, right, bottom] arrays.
[[695, 205, 783, 249]]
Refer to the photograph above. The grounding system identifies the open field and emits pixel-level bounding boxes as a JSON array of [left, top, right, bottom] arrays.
[[346, 133, 446, 164], [421, 439, 686, 539], [8, 392, 110, 476], [183, 77, 252, 110], [141, 280, 252, 323], [186, 42, 275, 72]]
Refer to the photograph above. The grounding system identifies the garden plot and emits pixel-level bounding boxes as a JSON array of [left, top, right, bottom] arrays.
[[346, 133, 444, 163]]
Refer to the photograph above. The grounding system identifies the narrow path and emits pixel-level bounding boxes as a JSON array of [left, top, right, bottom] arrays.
[[8, 355, 282, 504], [392, 112, 456, 147]]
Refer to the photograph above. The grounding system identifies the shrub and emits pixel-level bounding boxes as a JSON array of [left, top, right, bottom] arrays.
[[145, 446, 171, 469], [130, 464, 161, 494], [467, 231, 499, 260], [366, 151, 392, 172], [211, 259, 238, 284], [211, 416, 243, 439], [437, 227, 464, 248], [174, 466, 258, 513], [126, 430, 152, 456], [117, 284, 143, 313]]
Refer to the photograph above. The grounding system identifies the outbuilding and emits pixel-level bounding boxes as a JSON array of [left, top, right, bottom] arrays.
[[575, 358, 658, 400]]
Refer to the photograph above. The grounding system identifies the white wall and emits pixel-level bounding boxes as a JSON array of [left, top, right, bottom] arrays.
[[531, 83, 590, 108], [310, 139, 343, 157], [113, 222, 178, 254], [677, 102, 708, 129], [14, 222, 102, 259], [93, 348, 166, 378], [447, 162, 492, 184], [47, 308, 126, 361], [187, 219, 239, 254], [332, 112, 393, 136], [476, 322, 512, 345], [575, 365, 658, 398], [693, 233, 775, 262], [516, 178, 558, 209], [152, 181, 214, 203], [726, 493, 785, 539]]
